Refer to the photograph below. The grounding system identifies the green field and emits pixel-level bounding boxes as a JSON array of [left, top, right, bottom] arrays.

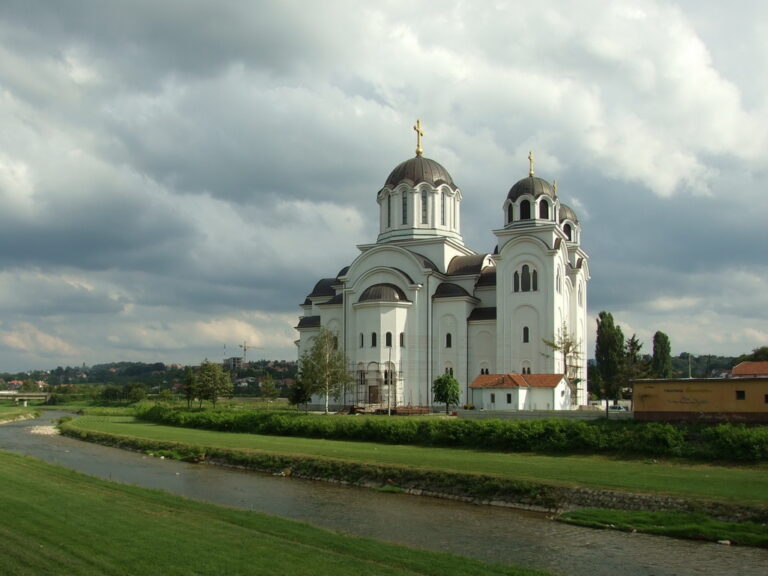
[[0, 451, 548, 576], [68, 415, 768, 505], [0, 405, 37, 421]]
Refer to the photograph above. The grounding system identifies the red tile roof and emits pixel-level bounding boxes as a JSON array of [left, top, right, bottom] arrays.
[[470, 373, 564, 389], [732, 361, 768, 377]]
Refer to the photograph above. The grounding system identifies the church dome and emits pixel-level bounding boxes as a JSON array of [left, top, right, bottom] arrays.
[[559, 203, 579, 224], [506, 175, 555, 202], [358, 283, 409, 303], [384, 156, 456, 190]]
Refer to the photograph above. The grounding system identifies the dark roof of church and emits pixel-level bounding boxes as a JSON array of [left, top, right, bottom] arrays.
[[308, 277, 337, 298], [468, 307, 497, 321], [447, 254, 487, 276], [358, 283, 409, 303], [384, 156, 457, 190], [559, 203, 579, 224], [477, 266, 497, 287], [318, 293, 343, 306], [433, 282, 472, 299], [507, 175, 555, 202], [296, 315, 321, 329], [336, 266, 350, 278]]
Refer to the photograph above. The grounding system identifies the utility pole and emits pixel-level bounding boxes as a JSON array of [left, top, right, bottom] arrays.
[[240, 341, 249, 366]]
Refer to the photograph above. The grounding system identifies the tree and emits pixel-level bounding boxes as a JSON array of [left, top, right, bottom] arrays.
[[542, 322, 582, 404], [260, 374, 279, 405], [595, 311, 624, 401], [287, 379, 312, 412], [432, 373, 460, 414], [623, 334, 649, 386], [182, 367, 197, 409], [299, 327, 350, 414], [197, 360, 233, 408], [651, 331, 672, 378]]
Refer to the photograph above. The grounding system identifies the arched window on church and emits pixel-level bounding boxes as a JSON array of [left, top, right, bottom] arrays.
[[360, 333, 364, 348], [421, 190, 428, 224], [532, 269, 538, 291], [521, 265, 531, 291], [441, 192, 446, 225], [400, 332, 405, 347], [371, 332, 377, 347], [385, 332, 392, 347], [539, 200, 549, 220], [514, 271, 520, 292], [523, 326, 529, 343], [446, 333, 452, 348], [564, 223, 572, 241], [556, 269, 561, 294], [520, 199, 531, 220], [507, 203, 514, 224], [387, 194, 392, 228], [402, 192, 408, 225], [333, 336, 338, 350]]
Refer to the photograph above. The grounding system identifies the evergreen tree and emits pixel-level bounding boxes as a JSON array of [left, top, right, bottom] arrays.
[[432, 373, 460, 414], [651, 331, 673, 377], [299, 327, 350, 414], [623, 333, 649, 385], [595, 311, 624, 400]]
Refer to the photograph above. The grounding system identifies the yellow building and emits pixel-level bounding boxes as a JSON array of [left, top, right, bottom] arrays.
[[632, 377, 768, 422]]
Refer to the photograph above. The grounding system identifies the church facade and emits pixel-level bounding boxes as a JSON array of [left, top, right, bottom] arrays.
[[296, 122, 589, 410]]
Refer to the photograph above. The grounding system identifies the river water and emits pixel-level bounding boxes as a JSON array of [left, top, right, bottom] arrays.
[[1, 412, 766, 576]]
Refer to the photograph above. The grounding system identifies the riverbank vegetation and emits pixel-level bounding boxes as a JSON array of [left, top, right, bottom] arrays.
[[135, 405, 768, 463], [0, 450, 548, 576], [0, 404, 38, 422], [59, 415, 768, 548], [61, 416, 768, 506], [560, 509, 768, 548]]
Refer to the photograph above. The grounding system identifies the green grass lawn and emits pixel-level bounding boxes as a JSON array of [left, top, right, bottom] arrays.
[[69, 415, 768, 505], [0, 451, 548, 576], [0, 405, 37, 421]]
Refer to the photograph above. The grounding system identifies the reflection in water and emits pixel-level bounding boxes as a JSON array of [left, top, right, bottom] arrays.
[[2, 413, 766, 576]]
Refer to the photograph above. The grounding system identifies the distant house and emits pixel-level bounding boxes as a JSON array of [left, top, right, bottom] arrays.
[[731, 361, 768, 378], [470, 373, 570, 411]]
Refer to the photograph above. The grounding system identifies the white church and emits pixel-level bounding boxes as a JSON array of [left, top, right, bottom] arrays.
[[296, 121, 589, 411]]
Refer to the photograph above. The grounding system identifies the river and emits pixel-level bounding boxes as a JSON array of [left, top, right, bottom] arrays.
[[1, 412, 766, 575]]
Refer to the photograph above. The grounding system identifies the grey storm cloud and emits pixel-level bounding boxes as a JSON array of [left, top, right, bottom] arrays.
[[0, 0, 766, 371]]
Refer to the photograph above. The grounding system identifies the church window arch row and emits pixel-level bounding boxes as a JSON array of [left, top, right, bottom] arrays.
[[538, 199, 550, 220], [446, 333, 452, 348], [520, 199, 531, 220], [563, 223, 572, 241], [401, 191, 408, 225], [421, 189, 428, 224], [386, 332, 392, 347], [513, 264, 538, 293], [371, 332, 377, 347]]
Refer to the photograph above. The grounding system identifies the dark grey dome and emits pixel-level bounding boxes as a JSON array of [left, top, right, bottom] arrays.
[[559, 203, 579, 224], [507, 176, 555, 202], [358, 283, 409, 303], [385, 156, 456, 190]]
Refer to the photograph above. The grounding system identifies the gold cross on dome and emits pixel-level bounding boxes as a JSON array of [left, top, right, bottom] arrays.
[[414, 119, 424, 156], [528, 150, 534, 177]]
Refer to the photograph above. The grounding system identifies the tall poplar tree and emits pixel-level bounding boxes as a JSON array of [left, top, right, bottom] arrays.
[[595, 311, 624, 400], [651, 331, 673, 378]]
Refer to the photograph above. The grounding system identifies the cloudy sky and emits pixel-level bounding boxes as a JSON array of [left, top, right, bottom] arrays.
[[0, 0, 765, 372]]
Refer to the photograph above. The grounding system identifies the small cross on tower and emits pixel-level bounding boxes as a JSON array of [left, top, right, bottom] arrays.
[[414, 119, 424, 156], [528, 150, 535, 177]]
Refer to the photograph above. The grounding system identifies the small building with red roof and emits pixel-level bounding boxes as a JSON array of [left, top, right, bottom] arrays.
[[731, 361, 768, 378], [470, 373, 570, 410]]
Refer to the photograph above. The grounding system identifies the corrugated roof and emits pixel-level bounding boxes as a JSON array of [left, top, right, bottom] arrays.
[[470, 373, 564, 389], [296, 316, 321, 329], [468, 307, 496, 321], [433, 282, 472, 299]]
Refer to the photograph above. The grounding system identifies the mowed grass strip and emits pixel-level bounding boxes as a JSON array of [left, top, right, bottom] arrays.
[[559, 509, 768, 548], [0, 405, 36, 421], [0, 451, 547, 576], [71, 416, 768, 505]]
